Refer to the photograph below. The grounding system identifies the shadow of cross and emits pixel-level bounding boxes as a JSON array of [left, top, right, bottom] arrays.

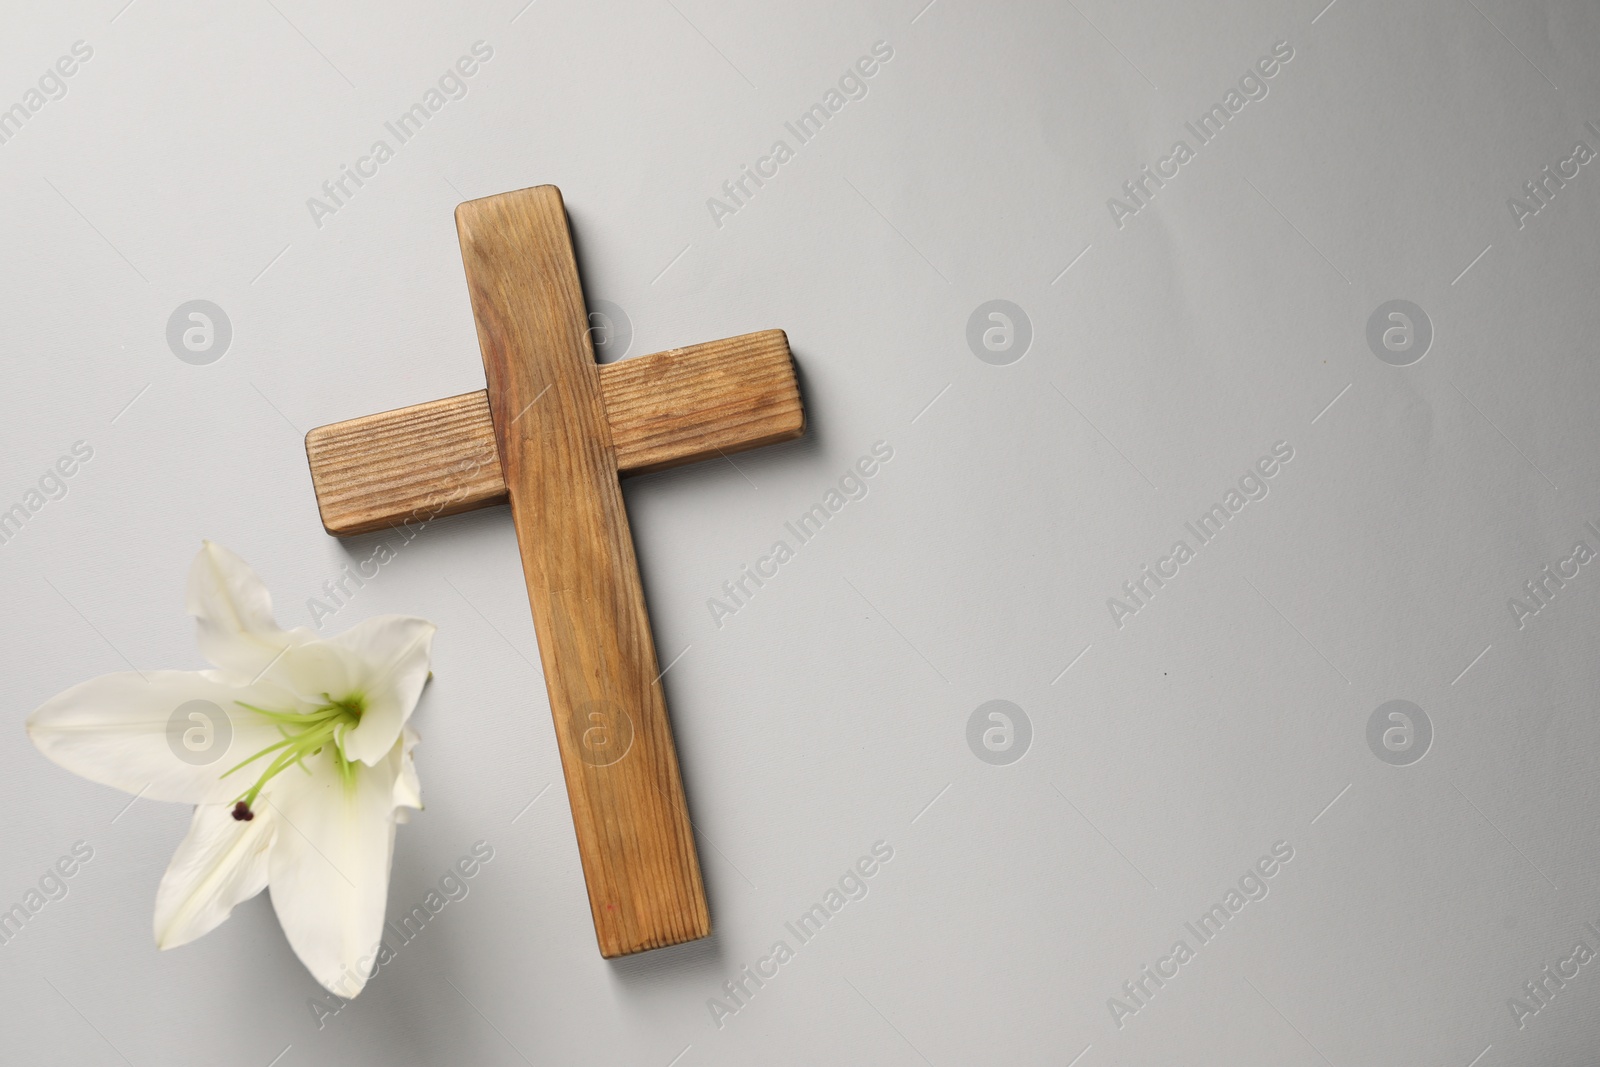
[[302, 185, 805, 958]]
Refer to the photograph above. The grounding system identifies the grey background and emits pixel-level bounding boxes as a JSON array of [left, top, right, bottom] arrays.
[[2, 0, 1599, 1064]]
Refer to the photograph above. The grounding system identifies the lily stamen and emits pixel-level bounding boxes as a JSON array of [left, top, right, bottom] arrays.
[[227, 696, 365, 812]]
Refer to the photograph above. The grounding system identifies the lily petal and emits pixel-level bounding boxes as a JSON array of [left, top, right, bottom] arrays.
[[261, 641, 362, 708], [266, 745, 401, 999], [27, 670, 294, 804], [154, 803, 276, 949], [187, 541, 313, 681], [329, 616, 435, 765], [392, 726, 422, 822]]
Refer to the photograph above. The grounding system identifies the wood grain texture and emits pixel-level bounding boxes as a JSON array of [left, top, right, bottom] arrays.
[[455, 185, 708, 957], [304, 391, 505, 537], [304, 331, 802, 536], [603, 330, 802, 474]]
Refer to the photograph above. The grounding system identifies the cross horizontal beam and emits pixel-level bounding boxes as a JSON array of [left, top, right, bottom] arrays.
[[304, 330, 803, 535]]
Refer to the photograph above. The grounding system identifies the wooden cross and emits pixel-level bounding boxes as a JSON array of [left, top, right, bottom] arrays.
[[302, 185, 804, 957]]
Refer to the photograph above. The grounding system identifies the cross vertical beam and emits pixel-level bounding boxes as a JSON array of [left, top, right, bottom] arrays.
[[455, 186, 708, 955]]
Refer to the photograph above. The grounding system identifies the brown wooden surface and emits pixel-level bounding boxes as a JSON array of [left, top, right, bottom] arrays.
[[604, 330, 803, 474], [455, 184, 708, 957], [304, 330, 802, 536]]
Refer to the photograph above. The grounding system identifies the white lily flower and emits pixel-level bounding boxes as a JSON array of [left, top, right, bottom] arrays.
[[27, 542, 435, 998]]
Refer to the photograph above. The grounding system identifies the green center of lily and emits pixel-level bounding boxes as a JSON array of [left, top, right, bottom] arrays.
[[224, 694, 365, 819]]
